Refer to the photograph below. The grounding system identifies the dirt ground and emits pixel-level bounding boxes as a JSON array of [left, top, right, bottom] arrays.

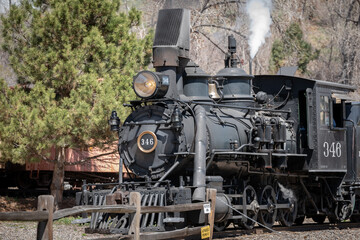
[[0, 196, 75, 212]]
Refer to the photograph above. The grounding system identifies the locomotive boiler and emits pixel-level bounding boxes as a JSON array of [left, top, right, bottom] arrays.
[[78, 8, 360, 234]]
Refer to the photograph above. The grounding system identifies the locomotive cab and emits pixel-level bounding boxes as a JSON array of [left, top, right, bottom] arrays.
[[306, 81, 354, 173], [253, 75, 356, 173]]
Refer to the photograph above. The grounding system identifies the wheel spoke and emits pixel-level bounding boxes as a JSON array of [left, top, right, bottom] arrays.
[[235, 185, 259, 230], [258, 185, 277, 228], [276, 184, 297, 227]]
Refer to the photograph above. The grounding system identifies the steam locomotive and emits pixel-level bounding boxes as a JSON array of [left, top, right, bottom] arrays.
[[78, 8, 360, 233]]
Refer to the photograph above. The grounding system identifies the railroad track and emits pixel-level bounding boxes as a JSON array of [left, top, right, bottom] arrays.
[[212, 221, 360, 239]]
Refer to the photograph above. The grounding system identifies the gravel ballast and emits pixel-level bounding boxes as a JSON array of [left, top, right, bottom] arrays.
[[1, 221, 360, 240]]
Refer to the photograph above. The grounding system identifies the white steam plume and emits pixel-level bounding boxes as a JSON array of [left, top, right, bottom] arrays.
[[246, 0, 273, 59], [278, 183, 297, 202]]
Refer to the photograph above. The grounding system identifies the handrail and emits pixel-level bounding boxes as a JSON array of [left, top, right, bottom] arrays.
[[0, 211, 49, 221]]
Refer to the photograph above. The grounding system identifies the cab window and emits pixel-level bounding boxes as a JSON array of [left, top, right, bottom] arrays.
[[320, 96, 330, 126], [332, 98, 344, 128]]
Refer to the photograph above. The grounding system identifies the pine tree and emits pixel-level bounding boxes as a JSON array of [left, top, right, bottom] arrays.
[[0, 0, 152, 205], [269, 23, 320, 74]]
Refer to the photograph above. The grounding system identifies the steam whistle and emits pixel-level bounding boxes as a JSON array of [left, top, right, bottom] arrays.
[[225, 35, 239, 68]]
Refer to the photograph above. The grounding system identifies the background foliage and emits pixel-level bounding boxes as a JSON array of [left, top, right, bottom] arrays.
[[127, 0, 360, 88], [0, 0, 153, 204], [270, 23, 320, 74], [0, 0, 153, 164]]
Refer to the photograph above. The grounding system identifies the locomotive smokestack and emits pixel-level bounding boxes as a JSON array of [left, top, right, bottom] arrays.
[[152, 8, 191, 99], [153, 8, 190, 67]]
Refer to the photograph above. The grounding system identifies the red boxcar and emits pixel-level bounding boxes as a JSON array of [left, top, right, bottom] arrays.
[[0, 146, 127, 190]]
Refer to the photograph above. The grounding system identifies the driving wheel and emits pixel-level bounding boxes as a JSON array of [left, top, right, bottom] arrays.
[[258, 185, 277, 228], [276, 184, 297, 227], [236, 185, 259, 230]]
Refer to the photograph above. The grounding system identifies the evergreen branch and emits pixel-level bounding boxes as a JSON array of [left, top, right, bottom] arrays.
[[36, 153, 55, 163], [25, 145, 55, 163], [13, 24, 29, 43]]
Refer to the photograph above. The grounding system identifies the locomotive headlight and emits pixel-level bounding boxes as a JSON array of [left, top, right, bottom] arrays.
[[133, 71, 169, 99]]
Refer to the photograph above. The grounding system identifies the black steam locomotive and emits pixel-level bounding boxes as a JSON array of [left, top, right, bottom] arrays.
[[78, 8, 360, 233]]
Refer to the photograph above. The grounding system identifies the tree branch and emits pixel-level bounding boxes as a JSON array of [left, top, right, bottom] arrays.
[[201, 0, 244, 13], [193, 24, 247, 39], [193, 30, 227, 55], [345, 0, 357, 25], [333, 0, 359, 26], [199, 0, 211, 13], [64, 150, 118, 166], [25, 145, 55, 163], [192, 0, 244, 27]]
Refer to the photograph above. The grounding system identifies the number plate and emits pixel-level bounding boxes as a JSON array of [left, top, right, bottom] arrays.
[[137, 131, 157, 153], [323, 141, 342, 158]]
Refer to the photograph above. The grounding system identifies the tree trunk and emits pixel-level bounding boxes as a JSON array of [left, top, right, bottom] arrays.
[[50, 147, 66, 208]]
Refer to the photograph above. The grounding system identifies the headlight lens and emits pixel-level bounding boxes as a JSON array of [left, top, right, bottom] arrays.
[[133, 71, 169, 99], [133, 71, 158, 98]]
